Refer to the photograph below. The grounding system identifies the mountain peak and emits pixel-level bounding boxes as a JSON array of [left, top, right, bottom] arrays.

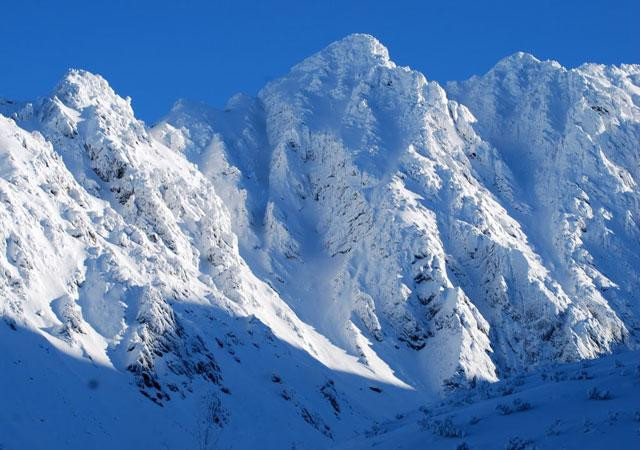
[[502, 51, 540, 63], [291, 33, 393, 76], [3, 35, 640, 450], [327, 33, 388, 56], [52, 68, 130, 111], [492, 51, 564, 73]]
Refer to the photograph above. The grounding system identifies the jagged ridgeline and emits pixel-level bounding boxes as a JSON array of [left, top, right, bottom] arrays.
[[1, 34, 638, 449]]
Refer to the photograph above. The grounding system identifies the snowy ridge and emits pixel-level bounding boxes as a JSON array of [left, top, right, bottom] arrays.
[[1, 34, 639, 448], [447, 55, 640, 359], [1, 66, 414, 448]]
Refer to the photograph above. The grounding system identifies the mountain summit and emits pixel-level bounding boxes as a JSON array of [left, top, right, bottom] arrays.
[[1, 35, 639, 449]]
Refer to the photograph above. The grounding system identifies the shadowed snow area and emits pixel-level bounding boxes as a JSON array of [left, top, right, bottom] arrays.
[[1, 34, 639, 449]]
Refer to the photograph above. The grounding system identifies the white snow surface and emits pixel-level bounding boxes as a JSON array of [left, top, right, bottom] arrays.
[[1, 34, 638, 449]]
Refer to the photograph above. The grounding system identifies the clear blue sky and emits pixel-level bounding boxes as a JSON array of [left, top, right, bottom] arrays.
[[1, 0, 638, 122]]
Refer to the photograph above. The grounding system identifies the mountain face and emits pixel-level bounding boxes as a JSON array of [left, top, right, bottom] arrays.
[[1, 34, 638, 448]]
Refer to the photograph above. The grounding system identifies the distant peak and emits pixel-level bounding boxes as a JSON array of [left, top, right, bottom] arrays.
[[494, 52, 541, 68], [492, 51, 563, 73], [54, 69, 110, 95], [506, 51, 540, 62], [62, 68, 105, 82], [322, 33, 390, 63], [224, 92, 254, 110], [52, 68, 127, 111], [171, 98, 208, 112], [169, 98, 217, 120], [291, 33, 393, 75], [329, 33, 387, 55]]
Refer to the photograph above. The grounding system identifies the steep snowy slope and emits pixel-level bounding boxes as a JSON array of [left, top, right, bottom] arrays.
[[1, 34, 639, 449], [155, 35, 638, 388], [0, 67, 417, 449], [447, 54, 640, 355]]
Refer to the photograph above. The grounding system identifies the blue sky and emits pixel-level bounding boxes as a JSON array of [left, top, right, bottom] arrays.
[[1, 0, 638, 122]]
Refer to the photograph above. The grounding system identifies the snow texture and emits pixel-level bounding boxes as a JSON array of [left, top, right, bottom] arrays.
[[1, 34, 638, 449]]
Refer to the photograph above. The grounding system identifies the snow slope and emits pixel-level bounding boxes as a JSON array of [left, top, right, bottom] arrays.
[[448, 53, 640, 350], [341, 349, 640, 449], [1, 34, 639, 449], [0, 66, 416, 449]]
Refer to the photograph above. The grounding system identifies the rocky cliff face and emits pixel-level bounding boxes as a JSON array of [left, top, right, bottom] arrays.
[[1, 34, 638, 449], [448, 53, 640, 363]]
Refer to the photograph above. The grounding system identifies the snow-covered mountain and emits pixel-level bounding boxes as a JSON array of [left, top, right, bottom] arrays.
[[1, 34, 638, 449]]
